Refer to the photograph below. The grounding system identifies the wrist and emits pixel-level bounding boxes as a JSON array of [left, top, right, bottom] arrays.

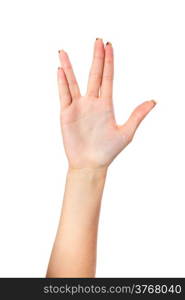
[[67, 166, 108, 180]]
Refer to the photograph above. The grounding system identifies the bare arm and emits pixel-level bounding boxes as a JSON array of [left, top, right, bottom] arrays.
[[46, 38, 156, 277], [46, 167, 107, 277]]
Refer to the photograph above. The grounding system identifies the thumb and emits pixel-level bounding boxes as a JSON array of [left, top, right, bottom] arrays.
[[120, 100, 157, 142]]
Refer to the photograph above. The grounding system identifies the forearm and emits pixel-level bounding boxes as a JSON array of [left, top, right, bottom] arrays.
[[46, 167, 107, 278]]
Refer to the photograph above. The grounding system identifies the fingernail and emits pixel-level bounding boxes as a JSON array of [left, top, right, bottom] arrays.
[[96, 37, 102, 41], [58, 49, 66, 55], [151, 99, 157, 106], [106, 41, 112, 46]]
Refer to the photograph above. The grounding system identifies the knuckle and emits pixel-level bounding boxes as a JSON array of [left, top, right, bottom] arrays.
[[62, 91, 70, 99], [105, 58, 113, 64], [133, 110, 142, 122], [123, 130, 133, 144], [103, 74, 114, 81], [64, 63, 72, 70], [94, 54, 104, 60], [89, 71, 102, 81], [127, 134, 133, 144], [87, 89, 96, 97], [69, 78, 78, 86]]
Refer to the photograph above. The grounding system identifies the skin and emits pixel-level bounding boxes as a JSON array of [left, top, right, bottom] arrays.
[[46, 38, 156, 278]]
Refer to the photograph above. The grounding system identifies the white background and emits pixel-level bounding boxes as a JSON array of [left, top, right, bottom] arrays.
[[0, 0, 184, 277]]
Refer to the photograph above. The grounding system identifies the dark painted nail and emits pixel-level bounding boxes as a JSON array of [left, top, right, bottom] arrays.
[[151, 99, 157, 106]]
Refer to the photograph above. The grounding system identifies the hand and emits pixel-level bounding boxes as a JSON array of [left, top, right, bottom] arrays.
[[58, 39, 156, 170]]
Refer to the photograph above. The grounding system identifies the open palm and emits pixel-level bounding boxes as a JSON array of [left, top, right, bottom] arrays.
[[58, 39, 156, 169]]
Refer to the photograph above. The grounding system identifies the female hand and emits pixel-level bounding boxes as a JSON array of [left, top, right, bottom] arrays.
[[58, 39, 156, 170]]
